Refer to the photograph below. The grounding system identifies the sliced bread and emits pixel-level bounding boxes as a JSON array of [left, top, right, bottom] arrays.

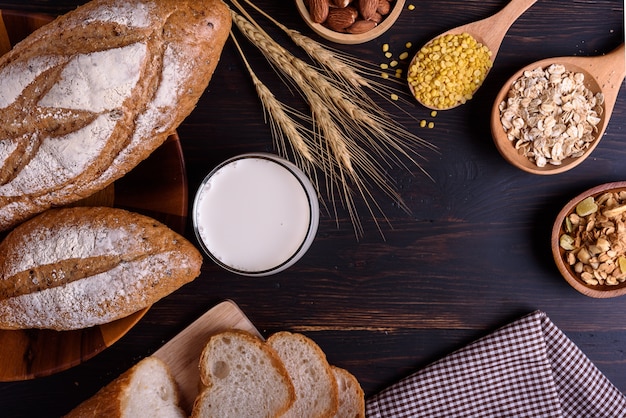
[[331, 366, 365, 418], [192, 329, 295, 418], [266, 331, 338, 418], [64, 356, 185, 418]]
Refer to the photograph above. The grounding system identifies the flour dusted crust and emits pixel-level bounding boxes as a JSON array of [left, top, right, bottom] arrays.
[[0, 206, 203, 330], [0, 0, 231, 231]]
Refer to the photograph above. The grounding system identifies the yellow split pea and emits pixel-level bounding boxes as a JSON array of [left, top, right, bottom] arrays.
[[407, 33, 492, 110]]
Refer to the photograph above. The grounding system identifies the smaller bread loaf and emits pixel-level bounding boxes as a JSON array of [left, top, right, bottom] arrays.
[[0, 206, 202, 330], [64, 356, 185, 418], [267, 331, 339, 418], [191, 329, 296, 418], [331, 366, 365, 418]]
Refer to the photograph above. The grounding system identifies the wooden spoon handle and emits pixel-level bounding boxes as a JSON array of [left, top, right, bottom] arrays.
[[463, 0, 538, 55], [586, 43, 625, 118]]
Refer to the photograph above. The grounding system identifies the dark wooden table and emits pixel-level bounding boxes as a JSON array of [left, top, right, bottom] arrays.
[[0, 0, 625, 416]]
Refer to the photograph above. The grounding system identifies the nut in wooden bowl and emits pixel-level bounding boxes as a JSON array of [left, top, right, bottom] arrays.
[[551, 181, 626, 298], [295, 0, 405, 44]]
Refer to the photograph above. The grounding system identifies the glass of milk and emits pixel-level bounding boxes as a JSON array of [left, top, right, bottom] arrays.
[[192, 153, 319, 276]]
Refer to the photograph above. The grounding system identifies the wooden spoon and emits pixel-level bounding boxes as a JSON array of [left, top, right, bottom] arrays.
[[408, 0, 538, 110], [491, 43, 626, 175]]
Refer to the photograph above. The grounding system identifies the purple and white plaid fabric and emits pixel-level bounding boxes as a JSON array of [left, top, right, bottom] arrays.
[[366, 310, 626, 417]]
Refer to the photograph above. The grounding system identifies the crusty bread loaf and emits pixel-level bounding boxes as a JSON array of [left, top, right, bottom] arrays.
[[0, 206, 202, 330], [267, 331, 339, 418], [64, 356, 185, 418], [191, 329, 296, 418], [331, 366, 365, 418], [0, 0, 231, 231]]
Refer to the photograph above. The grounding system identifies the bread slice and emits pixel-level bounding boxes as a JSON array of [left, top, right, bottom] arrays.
[[64, 356, 185, 418], [266, 331, 338, 418], [331, 366, 365, 418], [192, 329, 295, 418]]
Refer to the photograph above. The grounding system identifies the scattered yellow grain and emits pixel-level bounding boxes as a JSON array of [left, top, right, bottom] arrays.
[[380, 63, 389, 69], [428, 121, 435, 128], [405, 42, 412, 48], [408, 4, 415, 11], [390, 93, 399, 101], [430, 110, 437, 117], [381, 72, 389, 79], [419, 120, 427, 128], [390, 60, 398, 67], [407, 32, 493, 110], [382, 43, 389, 53], [385, 51, 392, 59], [399, 51, 409, 60]]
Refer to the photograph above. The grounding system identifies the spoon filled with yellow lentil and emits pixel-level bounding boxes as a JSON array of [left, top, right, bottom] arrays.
[[407, 0, 537, 110]]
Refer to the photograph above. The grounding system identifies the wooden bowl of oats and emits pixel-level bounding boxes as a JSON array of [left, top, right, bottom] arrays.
[[295, 0, 405, 45], [551, 181, 626, 298], [491, 44, 625, 175]]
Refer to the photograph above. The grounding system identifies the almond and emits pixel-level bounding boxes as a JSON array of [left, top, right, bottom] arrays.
[[308, 0, 329, 23], [357, 0, 378, 20], [346, 19, 377, 34], [369, 11, 383, 24], [325, 6, 358, 32], [376, 0, 391, 15]]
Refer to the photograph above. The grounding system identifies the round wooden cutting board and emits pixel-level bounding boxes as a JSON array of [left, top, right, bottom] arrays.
[[0, 10, 189, 381]]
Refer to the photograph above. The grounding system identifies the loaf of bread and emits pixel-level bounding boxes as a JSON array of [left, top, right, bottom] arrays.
[[191, 329, 296, 418], [0, 206, 203, 330], [64, 356, 185, 418], [0, 0, 231, 231]]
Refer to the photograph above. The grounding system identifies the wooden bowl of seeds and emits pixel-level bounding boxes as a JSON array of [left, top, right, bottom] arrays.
[[295, 0, 405, 45], [551, 181, 626, 298]]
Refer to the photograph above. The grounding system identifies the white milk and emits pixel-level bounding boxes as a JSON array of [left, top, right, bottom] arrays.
[[193, 153, 319, 276]]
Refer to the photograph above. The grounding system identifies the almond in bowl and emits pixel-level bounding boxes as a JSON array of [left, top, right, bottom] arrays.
[[296, 0, 405, 44]]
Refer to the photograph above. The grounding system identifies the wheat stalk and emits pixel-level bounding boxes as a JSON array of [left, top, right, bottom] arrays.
[[228, 4, 435, 238], [237, 0, 423, 120], [231, 12, 357, 171], [231, 32, 316, 166]]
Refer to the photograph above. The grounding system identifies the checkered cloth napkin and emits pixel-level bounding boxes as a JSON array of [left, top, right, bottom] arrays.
[[366, 310, 626, 417]]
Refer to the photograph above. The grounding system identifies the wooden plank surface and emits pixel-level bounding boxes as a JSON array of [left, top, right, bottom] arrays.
[[0, 0, 624, 416]]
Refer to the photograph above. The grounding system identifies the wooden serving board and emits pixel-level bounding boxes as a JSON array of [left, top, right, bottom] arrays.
[[152, 300, 261, 414]]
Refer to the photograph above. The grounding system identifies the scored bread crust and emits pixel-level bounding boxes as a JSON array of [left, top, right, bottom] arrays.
[[64, 356, 185, 418], [192, 329, 296, 418], [0, 0, 231, 231], [0, 206, 203, 330]]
